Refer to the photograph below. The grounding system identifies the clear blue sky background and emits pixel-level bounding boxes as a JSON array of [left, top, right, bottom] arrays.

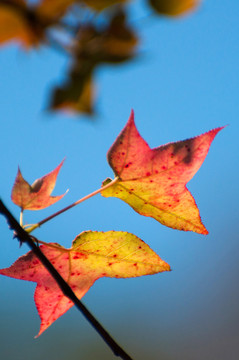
[[0, 1, 239, 359]]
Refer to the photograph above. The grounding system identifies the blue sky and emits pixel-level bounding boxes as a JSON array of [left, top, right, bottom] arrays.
[[0, 1, 239, 359]]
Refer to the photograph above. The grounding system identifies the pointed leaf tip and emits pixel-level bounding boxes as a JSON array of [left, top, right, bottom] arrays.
[[11, 159, 67, 210], [102, 112, 224, 234]]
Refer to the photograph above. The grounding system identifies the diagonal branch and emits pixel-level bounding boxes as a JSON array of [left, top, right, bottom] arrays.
[[0, 199, 133, 360]]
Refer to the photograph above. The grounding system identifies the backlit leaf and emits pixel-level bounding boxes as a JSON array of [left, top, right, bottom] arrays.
[[11, 160, 66, 210], [0, 231, 170, 336], [149, 0, 199, 17], [101, 111, 223, 234]]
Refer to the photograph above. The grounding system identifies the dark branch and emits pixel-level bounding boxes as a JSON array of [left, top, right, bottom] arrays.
[[0, 199, 133, 360]]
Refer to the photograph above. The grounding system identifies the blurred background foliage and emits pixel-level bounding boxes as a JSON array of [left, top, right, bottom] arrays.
[[0, 0, 198, 115]]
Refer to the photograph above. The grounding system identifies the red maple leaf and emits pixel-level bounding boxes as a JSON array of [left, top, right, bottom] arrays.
[[0, 231, 170, 336], [102, 110, 224, 234]]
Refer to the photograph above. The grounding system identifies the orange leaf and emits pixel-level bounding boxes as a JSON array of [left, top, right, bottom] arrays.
[[0, 0, 42, 48], [101, 111, 223, 234], [11, 160, 66, 210], [0, 231, 170, 336], [36, 0, 75, 21], [149, 0, 199, 17]]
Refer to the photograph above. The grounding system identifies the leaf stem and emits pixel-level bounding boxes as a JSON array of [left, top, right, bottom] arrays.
[[31, 236, 68, 251], [20, 209, 23, 226], [0, 199, 133, 360], [27, 177, 118, 233]]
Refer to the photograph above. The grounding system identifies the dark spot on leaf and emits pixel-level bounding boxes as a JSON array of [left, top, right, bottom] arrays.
[[125, 162, 132, 168], [185, 144, 191, 153], [109, 262, 113, 266], [173, 139, 194, 164], [71, 273, 75, 276], [161, 166, 166, 170], [146, 172, 151, 176]]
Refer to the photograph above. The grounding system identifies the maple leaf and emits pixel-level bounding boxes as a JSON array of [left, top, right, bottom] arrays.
[[148, 0, 199, 17], [101, 111, 223, 234], [11, 160, 66, 210], [0, 231, 170, 336]]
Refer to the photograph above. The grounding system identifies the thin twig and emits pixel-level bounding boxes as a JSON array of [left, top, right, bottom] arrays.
[[0, 199, 133, 360], [27, 177, 119, 233]]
